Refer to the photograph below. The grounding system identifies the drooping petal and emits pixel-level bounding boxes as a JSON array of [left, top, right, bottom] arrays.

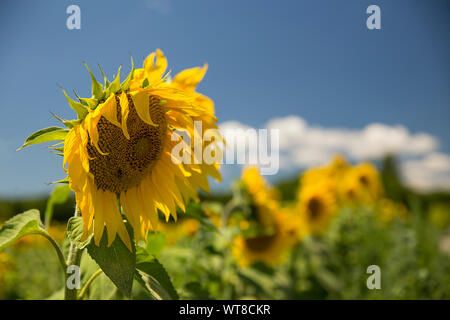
[[97, 95, 121, 128], [143, 49, 168, 84], [93, 188, 106, 245], [172, 64, 208, 92], [130, 91, 158, 126], [119, 92, 130, 139]]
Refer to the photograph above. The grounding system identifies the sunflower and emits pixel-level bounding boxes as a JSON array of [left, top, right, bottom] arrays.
[[241, 166, 279, 228], [21, 49, 222, 250], [338, 163, 382, 205], [232, 208, 298, 267], [232, 168, 298, 267], [300, 154, 349, 191], [158, 218, 200, 246], [377, 198, 409, 223], [297, 180, 337, 236]]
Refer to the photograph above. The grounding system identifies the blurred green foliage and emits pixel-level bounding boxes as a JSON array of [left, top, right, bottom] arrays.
[[0, 155, 449, 300]]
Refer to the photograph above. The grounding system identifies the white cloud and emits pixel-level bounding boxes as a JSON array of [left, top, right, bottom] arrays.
[[402, 153, 450, 192], [219, 115, 449, 192], [265, 116, 438, 168]]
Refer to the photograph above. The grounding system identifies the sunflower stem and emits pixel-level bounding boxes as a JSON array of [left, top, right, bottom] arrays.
[[64, 206, 84, 300]]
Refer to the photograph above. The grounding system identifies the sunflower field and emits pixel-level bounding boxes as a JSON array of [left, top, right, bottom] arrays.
[[1, 153, 449, 299], [0, 50, 449, 301]]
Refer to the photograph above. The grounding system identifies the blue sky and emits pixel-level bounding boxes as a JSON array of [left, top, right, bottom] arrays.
[[0, 0, 449, 196]]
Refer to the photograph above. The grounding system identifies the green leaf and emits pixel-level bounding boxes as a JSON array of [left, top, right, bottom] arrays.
[[108, 65, 122, 94], [134, 246, 179, 300], [97, 64, 110, 88], [87, 228, 136, 297], [61, 88, 89, 119], [145, 231, 166, 257], [50, 112, 80, 129], [18, 127, 69, 150], [79, 253, 119, 300], [0, 209, 48, 250], [84, 62, 104, 100], [45, 185, 72, 227], [66, 216, 93, 249], [78, 97, 98, 109], [120, 56, 135, 91]]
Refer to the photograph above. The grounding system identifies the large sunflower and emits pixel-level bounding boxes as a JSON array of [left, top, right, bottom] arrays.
[[21, 50, 222, 250]]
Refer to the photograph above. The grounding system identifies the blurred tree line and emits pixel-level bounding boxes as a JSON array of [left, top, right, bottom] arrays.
[[1, 155, 449, 224]]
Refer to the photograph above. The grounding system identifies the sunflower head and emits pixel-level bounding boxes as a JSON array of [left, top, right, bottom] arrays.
[[231, 208, 298, 267], [231, 168, 298, 267], [240, 166, 280, 228], [21, 49, 222, 250], [297, 181, 337, 236], [339, 163, 383, 205]]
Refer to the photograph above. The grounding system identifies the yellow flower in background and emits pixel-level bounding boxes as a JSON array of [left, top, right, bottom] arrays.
[[241, 166, 280, 228], [11, 223, 67, 248], [232, 208, 298, 267], [242, 166, 279, 204], [22, 49, 222, 250], [301, 154, 349, 190], [377, 198, 409, 223], [232, 168, 300, 267], [0, 252, 15, 299], [297, 181, 337, 236], [158, 218, 201, 246], [338, 163, 383, 205]]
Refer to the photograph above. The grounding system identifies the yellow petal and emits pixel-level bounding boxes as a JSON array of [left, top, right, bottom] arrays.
[[93, 188, 106, 246], [172, 64, 208, 92], [98, 95, 121, 128], [139, 178, 159, 230], [121, 188, 145, 240], [143, 49, 168, 84], [130, 91, 158, 126], [119, 92, 130, 139]]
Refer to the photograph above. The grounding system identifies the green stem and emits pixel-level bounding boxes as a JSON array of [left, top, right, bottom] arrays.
[[64, 206, 84, 300], [221, 198, 238, 227], [40, 232, 67, 273], [78, 269, 103, 300]]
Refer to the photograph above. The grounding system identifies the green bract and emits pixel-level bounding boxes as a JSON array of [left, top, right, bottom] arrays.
[[18, 57, 136, 152]]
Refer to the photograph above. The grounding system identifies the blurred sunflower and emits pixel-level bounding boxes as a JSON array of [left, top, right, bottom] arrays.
[[297, 181, 337, 236], [232, 168, 298, 267], [0, 252, 14, 298], [158, 218, 201, 246], [339, 163, 383, 205], [301, 154, 349, 190], [377, 198, 409, 223], [241, 166, 279, 228], [21, 49, 222, 250], [232, 208, 298, 267]]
